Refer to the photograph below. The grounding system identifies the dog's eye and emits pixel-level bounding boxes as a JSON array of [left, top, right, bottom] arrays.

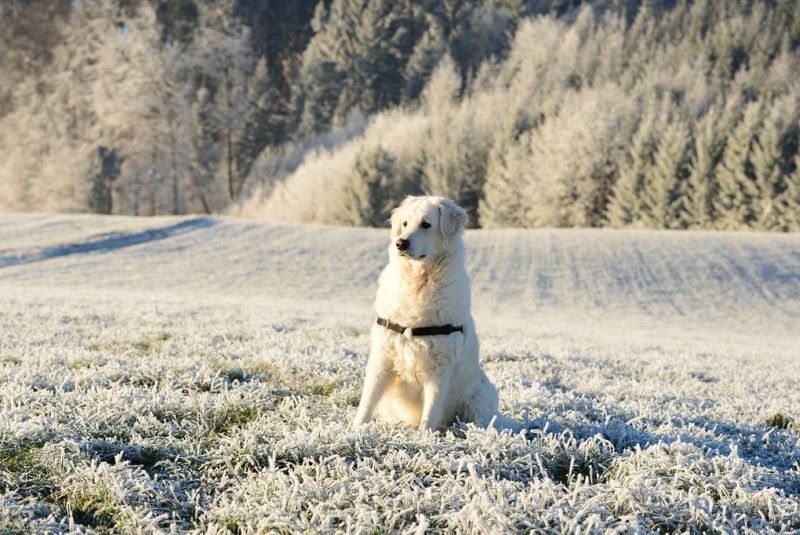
[[403, 221, 407, 227], [421, 221, 431, 229]]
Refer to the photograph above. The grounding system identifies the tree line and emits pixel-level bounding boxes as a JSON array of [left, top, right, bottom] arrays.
[[1, 0, 799, 231]]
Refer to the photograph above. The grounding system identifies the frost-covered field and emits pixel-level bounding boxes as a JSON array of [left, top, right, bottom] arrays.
[[1, 213, 799, 533]]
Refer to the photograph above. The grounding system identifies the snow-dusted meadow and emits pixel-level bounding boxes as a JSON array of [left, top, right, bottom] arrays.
[[1, 213, 799, 533]]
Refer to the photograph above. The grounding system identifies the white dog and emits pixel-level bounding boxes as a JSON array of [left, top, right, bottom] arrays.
[[353, 196, 518, 432]]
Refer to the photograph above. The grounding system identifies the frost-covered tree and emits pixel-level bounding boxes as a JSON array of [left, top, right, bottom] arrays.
[[517, 88, 632, 228], [685, 110, 723, 229], [234, 56, 289, 195], [293, 0, 424, 136], [750, 95, 800, 230], [479, 115, 525, 228], [776, 155, 800, 231], [339, 145, 399, 227], [640, 115, 690, 229], [419, 53, 489, 218], [713, 102, 763, 230], [606, 112, 658, 228], [403, 21, 446, 103], [0, 0, 71, 117], [0, 0, 122, 211]]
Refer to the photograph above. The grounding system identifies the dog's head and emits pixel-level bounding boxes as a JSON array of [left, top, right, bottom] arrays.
[[388, 196, 468, 262]]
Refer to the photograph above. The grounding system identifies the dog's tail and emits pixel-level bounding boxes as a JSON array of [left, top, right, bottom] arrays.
[[490, 413, 523, 433]]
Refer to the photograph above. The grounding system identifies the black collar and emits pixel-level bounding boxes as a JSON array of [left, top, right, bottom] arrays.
[[377, 317, 464, 336]]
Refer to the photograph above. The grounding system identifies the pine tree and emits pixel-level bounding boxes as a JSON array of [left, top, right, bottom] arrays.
[[295, 59, 344, 138], [441, 0, 524, 78], [292, 0, 345, 137], [419, 53, 476, 212], [479, 115, 524, 228], [234, 56, 289, 193], [776, 156, 800, 231], [295, 0, 425, 135], [403, 21, 446, 103], [750, 95, 799, 230], [685, 110, 722, 229], [606, 113, 657, 228], [339, 145, 398, 227], [713, 102, 763, 230], [640, 116, 690, 229], [514, 87, 631, 228], [350, 0, 418, 117], [422, 52, 461, 110]]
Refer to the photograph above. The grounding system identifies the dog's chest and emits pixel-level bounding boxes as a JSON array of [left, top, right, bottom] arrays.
[[386, 335, 454, 385]]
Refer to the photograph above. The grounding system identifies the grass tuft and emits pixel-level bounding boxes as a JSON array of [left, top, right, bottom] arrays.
[[767, 412, 794, 430]]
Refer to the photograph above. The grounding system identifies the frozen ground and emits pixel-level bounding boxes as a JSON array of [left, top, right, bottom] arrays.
[[0, 213, 798, 533]]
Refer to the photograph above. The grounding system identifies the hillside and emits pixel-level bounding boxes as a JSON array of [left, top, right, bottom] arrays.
[[3, 1, 800, 233], [2, 213, 798, 353]]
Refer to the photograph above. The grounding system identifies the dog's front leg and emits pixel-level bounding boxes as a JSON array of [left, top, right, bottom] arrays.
[[418, 367, 453, 431], [353, 352, 392, 428]]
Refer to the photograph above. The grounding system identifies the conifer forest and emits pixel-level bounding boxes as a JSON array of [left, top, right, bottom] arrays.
[[2, 0, 799, 231]]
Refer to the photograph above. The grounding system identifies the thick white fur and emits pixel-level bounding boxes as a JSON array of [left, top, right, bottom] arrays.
[[353, 196, 518, 432]]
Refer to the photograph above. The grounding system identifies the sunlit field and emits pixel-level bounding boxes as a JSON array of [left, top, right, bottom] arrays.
[[1, 214, 798, 532]]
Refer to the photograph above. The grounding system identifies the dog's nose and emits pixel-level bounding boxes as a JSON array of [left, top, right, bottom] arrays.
[[396, 238, 409, 251]]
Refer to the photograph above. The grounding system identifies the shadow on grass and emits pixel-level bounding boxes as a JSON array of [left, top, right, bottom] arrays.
[[0, 217, 215, 268]]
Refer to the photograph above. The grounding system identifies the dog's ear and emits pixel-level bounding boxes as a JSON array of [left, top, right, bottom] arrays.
[[389, 205, 401, 230], [438, 198, 468, 240]]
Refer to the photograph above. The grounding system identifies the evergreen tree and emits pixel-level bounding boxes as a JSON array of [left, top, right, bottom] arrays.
[[403, 21, 446, 103], [155, 0, 199, 43], [777, 155, 800, 231], [295, 0, 425, 136], [606, 113, 657, 228], [685, 110, 722, 229], [420, 53, 485, 215], [517, 87, 631, 228], [295, 58, 345, 139], [232, 0, 319, 89], [437, 0, 524, 78], [640, 116, 690, 229], [350, 0, 419, 118], [479, 115, 524, 228], [422, 52, 461, 110], [713, 102, 763, 230], [339, 145, 398, 227], [750, 95, 799, 230], [234, 56, 288, 194]]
